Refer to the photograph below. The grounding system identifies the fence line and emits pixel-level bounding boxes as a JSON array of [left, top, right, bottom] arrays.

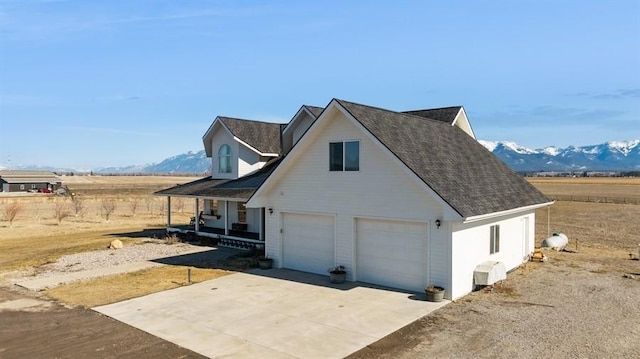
[[548, 195, 640, 205]]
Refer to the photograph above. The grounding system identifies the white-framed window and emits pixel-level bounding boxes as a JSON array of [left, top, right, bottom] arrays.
[[329, 140, 360, 171], [490, 224, 500, 254], [238, 202, 247, 223], [218, 144, 232, 173], [208, 200, 219, 216]]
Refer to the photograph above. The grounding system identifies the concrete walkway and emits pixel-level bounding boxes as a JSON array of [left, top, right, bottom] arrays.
[[95, 269, 449, 359], [15, 261, 163, 291]]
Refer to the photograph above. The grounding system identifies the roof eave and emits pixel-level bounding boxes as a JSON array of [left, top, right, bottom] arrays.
[[461, 201, 555, 224]]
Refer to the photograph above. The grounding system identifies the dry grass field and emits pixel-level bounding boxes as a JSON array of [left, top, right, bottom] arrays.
[[0, 176, 200, 275], [528, 177, 640, 203]]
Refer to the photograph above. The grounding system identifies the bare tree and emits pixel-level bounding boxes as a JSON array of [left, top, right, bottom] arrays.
[[101, 199, 117, 222], [53, 200, 72, 224], [144, 197, 154, 215], [174, 198, 184, 213], [129, 198, 140, 217], [4, 202, 23, 227], [157, 200, 166, 216], [71, 196, 86, 218]]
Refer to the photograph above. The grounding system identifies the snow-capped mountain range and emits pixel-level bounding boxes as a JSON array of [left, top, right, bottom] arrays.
[[478, 139, 640, 171], [2, 140, 639, 174]]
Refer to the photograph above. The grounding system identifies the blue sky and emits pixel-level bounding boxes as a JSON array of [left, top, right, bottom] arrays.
[[0, 0, 638, 169]]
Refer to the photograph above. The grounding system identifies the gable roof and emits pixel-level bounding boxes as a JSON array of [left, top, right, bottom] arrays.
[[403, 106, 461, 124], [334, 99, 550, 218], [218, 117, 282, 155], [303, 105, 324, 118]]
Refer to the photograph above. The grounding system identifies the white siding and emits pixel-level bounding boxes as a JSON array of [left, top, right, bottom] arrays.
[[292, 114, 315, 145], [450, 211, 535, 300], [238, 143, 263, 177], [261, 109, 444, 284]]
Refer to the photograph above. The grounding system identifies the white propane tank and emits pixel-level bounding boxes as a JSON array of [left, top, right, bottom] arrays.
[[541, 232, 569, 251]]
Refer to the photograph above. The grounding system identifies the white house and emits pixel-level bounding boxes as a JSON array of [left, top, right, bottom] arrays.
[[158, 99, 552, 300]]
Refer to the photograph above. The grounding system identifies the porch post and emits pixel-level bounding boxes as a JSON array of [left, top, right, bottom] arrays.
[[195, 198, 200, 232], [167, 196, 172, 228], [224, 200, 229, 236]]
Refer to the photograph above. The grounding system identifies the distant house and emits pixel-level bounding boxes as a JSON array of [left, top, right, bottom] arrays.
[[157, 99, 552, 300], [0, 170, 62, 192]]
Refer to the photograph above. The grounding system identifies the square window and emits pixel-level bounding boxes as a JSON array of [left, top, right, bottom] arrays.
[[330, 141, 359, 171], [490, 225, 500, 254]]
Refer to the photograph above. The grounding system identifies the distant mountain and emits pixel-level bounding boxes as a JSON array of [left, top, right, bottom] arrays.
[[478, 139, 640, 172], [94, 150, 209, 174], [3, 140, 639, 174]]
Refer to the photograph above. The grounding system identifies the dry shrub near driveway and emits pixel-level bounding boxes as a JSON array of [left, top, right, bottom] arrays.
[[3, 202, 23, 227], [45, 266, 231, 308], [101, 199, 117, 222], [53, 200, 72, 224]]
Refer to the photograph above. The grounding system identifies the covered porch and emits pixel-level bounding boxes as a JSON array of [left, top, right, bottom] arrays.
[[155, 161, 280, 250]]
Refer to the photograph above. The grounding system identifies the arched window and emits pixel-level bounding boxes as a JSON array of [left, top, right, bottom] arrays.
[[218, 144, 232, 173]]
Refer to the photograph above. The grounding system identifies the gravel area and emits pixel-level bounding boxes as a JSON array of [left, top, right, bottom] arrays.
[[29, 240, 210, 280], [349, 250, 640, 359]]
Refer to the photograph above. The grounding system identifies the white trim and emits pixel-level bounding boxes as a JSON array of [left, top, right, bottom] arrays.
[[281, 106, 316, 135], [234, 136, 278, 157], [462, 201, 554, 223], [154, 194, 250, 202]]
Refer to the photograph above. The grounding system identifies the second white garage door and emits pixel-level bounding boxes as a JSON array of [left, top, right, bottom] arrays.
[[356, 218, 428, 292], [282, 212, 335, 275]]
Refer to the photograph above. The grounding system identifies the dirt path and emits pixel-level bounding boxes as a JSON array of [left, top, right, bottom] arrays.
[[0, 287, 207, 359], [348, 251, 640, 359]]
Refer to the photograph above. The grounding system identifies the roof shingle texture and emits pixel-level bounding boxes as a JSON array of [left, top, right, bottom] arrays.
[[337, 100, 550, 218], [303, 105, 324, 118], [403, 106, 461, 124], [0, 170, 60, 183], [155, 159, 281, 199], [219, 117, 282, 154]]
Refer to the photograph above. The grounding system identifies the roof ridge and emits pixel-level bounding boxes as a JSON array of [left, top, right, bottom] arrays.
[[334, 98, 450, 125], [219, 116, 286, 126]]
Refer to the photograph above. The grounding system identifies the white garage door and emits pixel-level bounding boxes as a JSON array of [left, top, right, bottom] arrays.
[[356, 218, 428, 292], [282, 213, 335, 275]]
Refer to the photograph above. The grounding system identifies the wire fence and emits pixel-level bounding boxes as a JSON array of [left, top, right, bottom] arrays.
[[548, 195, 640, 205]]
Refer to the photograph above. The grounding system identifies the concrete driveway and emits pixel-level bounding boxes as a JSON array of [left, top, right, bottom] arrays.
[[94, 268, 448, 359]]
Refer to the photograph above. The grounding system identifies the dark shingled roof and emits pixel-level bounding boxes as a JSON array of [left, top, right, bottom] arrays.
[[403, 106, 461, 124], [303, 105, 324, 118], [336, 99, 550, 218], [155, 158, 282, 199], [219, 117, 282, 154]]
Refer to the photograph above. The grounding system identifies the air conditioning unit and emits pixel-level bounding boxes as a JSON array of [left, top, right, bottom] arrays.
[[474, 261, 506, 286]]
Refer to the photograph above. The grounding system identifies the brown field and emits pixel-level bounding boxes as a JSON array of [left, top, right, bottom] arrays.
[[527, 177, 640, 203]]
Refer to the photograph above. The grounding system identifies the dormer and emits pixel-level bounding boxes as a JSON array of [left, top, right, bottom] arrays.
[[403, 106, 476, 139], [281, 105, 324, 154], [203, 117, 282, 179]]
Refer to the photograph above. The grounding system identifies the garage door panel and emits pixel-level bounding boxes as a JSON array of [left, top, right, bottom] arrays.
[[282, 213, 334, 275], [357, 218, 427, 292]]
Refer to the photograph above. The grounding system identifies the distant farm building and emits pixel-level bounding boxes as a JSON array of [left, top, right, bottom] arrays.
[[0, 171, 62, 192]]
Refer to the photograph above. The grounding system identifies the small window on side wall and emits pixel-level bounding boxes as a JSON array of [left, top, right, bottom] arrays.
[[208, 200, 218, 216], [490, 224, 500, 254], [329, 141, 359, 171]]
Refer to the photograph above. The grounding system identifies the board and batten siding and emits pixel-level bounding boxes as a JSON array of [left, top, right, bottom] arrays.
[[260, 108, 444, 281], [450, 211, 536, 300]]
